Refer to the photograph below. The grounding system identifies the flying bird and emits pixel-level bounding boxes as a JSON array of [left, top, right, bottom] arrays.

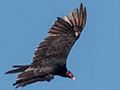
[[5, 3, 87, 88]]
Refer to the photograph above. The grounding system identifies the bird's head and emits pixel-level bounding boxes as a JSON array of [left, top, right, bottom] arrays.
[[66, 71, 75, 80]]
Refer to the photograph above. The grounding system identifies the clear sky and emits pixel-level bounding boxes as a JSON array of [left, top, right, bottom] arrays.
[[1, 0, 120, 90]]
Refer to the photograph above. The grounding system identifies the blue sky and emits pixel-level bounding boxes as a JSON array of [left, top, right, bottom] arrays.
[[1, 0, 120, 90]]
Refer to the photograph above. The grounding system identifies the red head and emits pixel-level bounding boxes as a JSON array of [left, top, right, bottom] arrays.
[[66, 71, 75, 80]]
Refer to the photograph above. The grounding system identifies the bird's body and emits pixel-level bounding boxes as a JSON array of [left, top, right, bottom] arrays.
[[5, 3, 87, 88]]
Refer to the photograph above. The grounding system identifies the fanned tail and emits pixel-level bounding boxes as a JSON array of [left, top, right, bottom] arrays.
[[6, 65, 53, 88], [13, 69, 53, 88], [13, 73, 40, 88], [13, 75, 45, 88], [5, 65, 29, 74]]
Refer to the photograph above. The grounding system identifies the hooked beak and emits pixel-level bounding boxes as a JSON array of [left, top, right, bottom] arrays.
[[72, 77, 75, 81], [70, 75, 75, 81]]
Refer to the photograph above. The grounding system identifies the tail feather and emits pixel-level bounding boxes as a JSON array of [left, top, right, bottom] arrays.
[[14, 76, 45, 88], [13, 75, 37, 86], [12, 67, 46, 88], [5, 65, 29, 74], [13, 69, 54, 88], [12, 65, 29, 68], [18, 70, 35, 78], [14, 74, 53, 88]]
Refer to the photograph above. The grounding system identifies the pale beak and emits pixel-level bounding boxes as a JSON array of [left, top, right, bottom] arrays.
[[72, 77, 75, 81]]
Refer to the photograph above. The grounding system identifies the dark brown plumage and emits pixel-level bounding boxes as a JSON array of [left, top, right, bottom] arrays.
[[5, 3, 87, 88]]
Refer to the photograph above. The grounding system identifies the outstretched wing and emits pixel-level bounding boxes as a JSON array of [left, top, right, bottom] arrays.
[[5, 4, 87, 88], [32, 3, 87, 64]]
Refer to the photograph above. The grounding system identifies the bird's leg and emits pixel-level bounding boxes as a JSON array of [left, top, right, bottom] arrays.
[[42, 70, 54, 82]]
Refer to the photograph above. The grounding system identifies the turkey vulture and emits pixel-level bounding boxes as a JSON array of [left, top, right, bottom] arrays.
[[5, 3, 87, 88]]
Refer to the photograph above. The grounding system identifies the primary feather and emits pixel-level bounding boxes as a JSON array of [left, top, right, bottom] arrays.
[[5, 3, 87, 88]]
